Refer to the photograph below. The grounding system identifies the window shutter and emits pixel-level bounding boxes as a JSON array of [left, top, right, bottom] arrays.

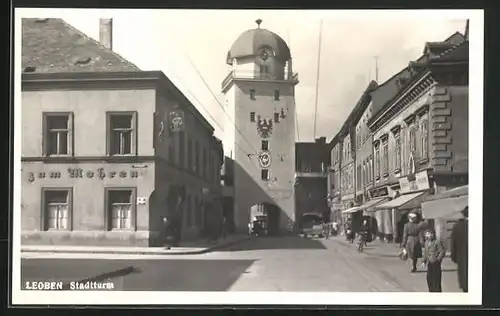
[[68, 112, 74, 156], [132, 111, 138, 155]]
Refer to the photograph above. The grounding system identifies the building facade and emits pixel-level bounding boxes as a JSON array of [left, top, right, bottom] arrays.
[[327, 135, 343, 223], [368, 31, 468, 245], [221, 20, 298, 234], [295, 137, 330, 224], [20, 18, 223, 247]]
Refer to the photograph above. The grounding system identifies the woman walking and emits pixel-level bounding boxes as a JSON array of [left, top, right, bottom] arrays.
[[422, 229, 446, 292], [401, 212, 425, 273]]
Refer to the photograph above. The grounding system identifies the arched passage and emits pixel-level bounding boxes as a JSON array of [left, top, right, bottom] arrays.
[[249, 202, 281, 236]]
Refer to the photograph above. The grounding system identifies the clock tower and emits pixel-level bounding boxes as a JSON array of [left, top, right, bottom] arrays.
[[222, 19, 299, 234]]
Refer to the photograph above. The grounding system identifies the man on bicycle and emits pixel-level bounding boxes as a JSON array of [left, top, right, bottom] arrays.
[[358, 219, 370, 250]]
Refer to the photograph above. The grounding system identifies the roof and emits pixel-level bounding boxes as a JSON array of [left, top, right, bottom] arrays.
[[22, 18, 141, 73], [226, 27, 291, 64], [369, 31, 465, 121]]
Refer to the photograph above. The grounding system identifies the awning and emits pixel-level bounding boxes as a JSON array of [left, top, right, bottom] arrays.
[[342, 206, 362, 214], [424, 185, 468, 202], [375, 191, 426, 210], [358, 197, 390, 212], [422, 195, 468, 219]]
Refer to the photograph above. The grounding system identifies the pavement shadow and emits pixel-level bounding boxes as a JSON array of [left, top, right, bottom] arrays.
[[218, 235, 327, 252]]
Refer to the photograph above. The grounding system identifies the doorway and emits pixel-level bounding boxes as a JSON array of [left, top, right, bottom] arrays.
[[264, 203, 281, 236]]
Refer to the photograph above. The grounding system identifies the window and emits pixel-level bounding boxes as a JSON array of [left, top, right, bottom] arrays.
[[362, 162, 366, 186], [395, 134, 402, 171], [420, 118, 429, 159], [375, 144, 380, 179], [202, 148, 207, 179], [43, 113, 73, 156], [400, 127, 406, 174], [42, 188, 72, 230], [259, 65, 269, 76], [274, 113, 280, 123], [107, 112, 137, 156], [208, 150, 213, 181], [274, 90, 280, 101], [187, 137, 193, 172], [408, 126, 417, 155], [195, 141, 200, 176], [368, 158, 373, 183], [250, 112, 256, 122], [261, 140, 269, 151], [261, 169, 269, 181], [168, 138, 175, 163], [106, 188, 136, 231], [250, 89, 256, 100], [357, 165, 361, 189], [178, 131, 186, 168], [382, 140, 389, 175]]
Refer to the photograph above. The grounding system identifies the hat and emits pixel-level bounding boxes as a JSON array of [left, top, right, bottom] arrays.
[[408, 213, 417, 218]]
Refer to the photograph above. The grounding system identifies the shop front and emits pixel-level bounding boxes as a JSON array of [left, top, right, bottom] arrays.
[[367, 186, 396, 241], [421, 185, 468, 247], [374, 169, 433, 243]]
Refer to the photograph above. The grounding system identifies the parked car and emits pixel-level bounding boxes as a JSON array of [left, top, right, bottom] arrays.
[[300, 213, 324, 238]]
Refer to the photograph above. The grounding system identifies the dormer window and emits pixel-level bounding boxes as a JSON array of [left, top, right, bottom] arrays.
[[250, 89, 256, 100]]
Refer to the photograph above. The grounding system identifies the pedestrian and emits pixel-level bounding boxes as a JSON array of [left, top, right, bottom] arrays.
[[401, 212, 425, 273], [345, 218, 354, 243], [421, 228, 446, 292], [360, 219, 370, 246], [332, 221, 339, 236], [451, 206, 468, 292]]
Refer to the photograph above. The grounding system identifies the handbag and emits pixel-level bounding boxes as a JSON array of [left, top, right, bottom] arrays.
[[399, 248, 408, 261]]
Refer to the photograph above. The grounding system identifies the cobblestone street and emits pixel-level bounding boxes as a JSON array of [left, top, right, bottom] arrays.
[[22, 236, 461, 292]]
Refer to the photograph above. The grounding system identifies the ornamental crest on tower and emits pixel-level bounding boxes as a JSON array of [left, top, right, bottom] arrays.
[[256, 115, 273, 139]]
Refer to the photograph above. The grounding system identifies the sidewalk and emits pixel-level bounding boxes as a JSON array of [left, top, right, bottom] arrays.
[[21, 234, 251, 255], [329, 235, 460, 292]]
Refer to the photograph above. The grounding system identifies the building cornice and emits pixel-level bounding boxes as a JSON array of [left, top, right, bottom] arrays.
[[22, 71, 215, 135], [368, 71, 435, 132]]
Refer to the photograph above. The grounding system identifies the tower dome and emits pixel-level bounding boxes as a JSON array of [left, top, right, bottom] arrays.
[[226, 19, 291, 65]]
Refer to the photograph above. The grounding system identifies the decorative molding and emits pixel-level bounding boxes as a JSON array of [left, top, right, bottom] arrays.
[[370, 72, 436, 131], [416, 104, 430, 117], [373, 139, 381, 147], [404, 114, 416, 125], [380, 133, 389, 142], [390, 125, 401, 135]]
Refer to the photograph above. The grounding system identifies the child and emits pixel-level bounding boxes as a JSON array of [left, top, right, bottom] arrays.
[[421, 228, 446, 292]]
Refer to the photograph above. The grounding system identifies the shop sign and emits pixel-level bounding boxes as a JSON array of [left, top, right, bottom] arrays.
[[27, 168, 139, 183], [399, 170, 430, 193], [370, 187, 389, 198]]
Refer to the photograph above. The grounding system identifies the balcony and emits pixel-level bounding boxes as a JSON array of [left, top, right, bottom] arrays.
[[222, 70, 299, 90]]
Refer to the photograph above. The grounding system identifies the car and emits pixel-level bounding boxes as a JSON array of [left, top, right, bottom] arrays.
[[300, 213, 325, 238]]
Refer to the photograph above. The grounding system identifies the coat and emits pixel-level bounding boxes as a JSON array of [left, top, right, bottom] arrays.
[[402, 221, 424, 259], [423, 239, 446, 264], [451, 218, 468, 291]]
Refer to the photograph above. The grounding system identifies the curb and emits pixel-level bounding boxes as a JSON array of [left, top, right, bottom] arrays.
[[21, 236, 252, 256]]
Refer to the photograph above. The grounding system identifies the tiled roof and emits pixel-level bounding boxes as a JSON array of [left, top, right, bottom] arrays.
[[22, 18, 141, 73], [430, 39, 468, 63], [369, 31, 465, 118]]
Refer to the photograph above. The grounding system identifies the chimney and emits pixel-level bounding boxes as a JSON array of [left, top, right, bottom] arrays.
[[99, 18, 113, 50]]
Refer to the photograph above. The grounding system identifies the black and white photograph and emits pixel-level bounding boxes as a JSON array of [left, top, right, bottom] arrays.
[[12, 8, 483, 305]]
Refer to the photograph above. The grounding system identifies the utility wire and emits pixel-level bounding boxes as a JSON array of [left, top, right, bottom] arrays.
[[312, 19, 323, 141]]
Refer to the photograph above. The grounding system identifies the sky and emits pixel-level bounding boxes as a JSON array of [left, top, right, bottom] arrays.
[[20, 9, 469, 142]]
